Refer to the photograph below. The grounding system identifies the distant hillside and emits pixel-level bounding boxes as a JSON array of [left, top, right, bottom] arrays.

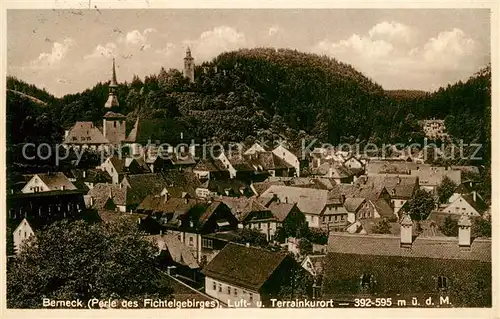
[[385, 89, 430, 100], [5, 50, 491, 159], [7, 89, 48, 106]]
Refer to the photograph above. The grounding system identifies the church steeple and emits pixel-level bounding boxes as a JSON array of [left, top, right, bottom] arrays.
[[105, 58, 119, 109], [184, 47, 195, 83]]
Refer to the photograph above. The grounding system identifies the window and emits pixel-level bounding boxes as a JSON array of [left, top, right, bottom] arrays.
[[234, 289, 238, 296], [227, 286, 231, 295], [341, 215, 345, 221], [437, 276, 449, 290], [213, 281, 216, 290], [218, 284, 222, 292], [249, 293, 253, 302], [189, 237, 194, 247], [202, 238, 213, 249]]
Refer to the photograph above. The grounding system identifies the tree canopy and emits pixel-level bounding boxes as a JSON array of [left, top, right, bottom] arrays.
[[407, 189, 436, 221], [7, 218, 172, 308]]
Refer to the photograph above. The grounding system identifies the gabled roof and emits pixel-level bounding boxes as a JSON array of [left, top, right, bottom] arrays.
[[33, 172, 77, 191], [87, 183, 130, 208], [360, 175, 418, 199], [202, 243, 289, 291], [161, 170, 201, 198], [64, 121, 109, 145], [267, 202, 296, 222], [456, 193, 488, 214], [103, 111, 126, 119], [260, 185, 329, 216], [366, 160, 419, 175], [199, 179, 249, 195], [327, 233, 490, 262], [122, 173, 171, 207], [220, 196, 270, 222], [410, 166, 461, 187], [243, 152, 293, 171], [450, 165, 480, 175], [70, 168, 112, 184], [147, 234, 199, 269], [194, 158, 227, 172], [343, 197, 365, 213], [107, 156, 125, 174]]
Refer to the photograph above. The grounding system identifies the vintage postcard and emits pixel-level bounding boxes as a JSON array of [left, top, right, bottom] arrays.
[[0, 1, 498, 318]]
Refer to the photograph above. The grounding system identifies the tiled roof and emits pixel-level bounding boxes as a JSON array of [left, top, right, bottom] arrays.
[[70, 168, 112, 184], [122, 173, 170, 206], [251, 181, 286, 196], [161, 170, 201, 198], [243, 152, 293, 170], [220, 196, 270, 222], [410, 166, 461, 187], [36, 172, 77, 191], [103, 111, 126, 119], [125, 117, 140, 142], [361, 175, 418, 199], [108, 156, 125, 174], [199, 179, 249, 195], [64, 121, 109, 145], [366, 160, 420, 175], [343, 197, 365, 213], [327, 233, 491, 262], [147, 234, 199, 269], [450, 165, 480, 175], [267, 202, 295, 222], [202, 243, 289, 291], [260, 185, 329, 216], [88, 183, 130, 208]]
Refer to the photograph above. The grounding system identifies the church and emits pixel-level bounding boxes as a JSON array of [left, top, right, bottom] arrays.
[[63, 48, 196, 152]]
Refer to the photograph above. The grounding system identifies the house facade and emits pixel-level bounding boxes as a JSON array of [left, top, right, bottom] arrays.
[[21, 172, 77, 193]]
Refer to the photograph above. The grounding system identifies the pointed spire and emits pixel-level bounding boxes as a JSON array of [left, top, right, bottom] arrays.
[[111, 58, 118, 87]]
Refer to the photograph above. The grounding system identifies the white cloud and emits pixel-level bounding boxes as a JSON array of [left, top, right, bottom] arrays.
[[317, 34, 394, 60], [119, 28, 157, 45], [155, 42, 176, 56], [421, 28, 476, 68], [314, 24, 484, 90], [268, 25, 280, 36], [369, 21, 413, 43], [186, 26, 248, 61], [31, 38, 75, 67], [84, 42, 117, 59]]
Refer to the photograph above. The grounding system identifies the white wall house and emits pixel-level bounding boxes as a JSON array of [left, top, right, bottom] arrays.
[[13, 218, 36, 254], [272, 145, 300, 177]]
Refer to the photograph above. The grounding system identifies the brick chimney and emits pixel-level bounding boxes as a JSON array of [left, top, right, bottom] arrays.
[[458, 215, 472, 248], [400, 214, 413, 248]]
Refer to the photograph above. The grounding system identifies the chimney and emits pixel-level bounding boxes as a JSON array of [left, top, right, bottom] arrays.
[[458, 215, 472, 248], [400, 214, 413, 248], [64, 130, 69, 139], [469, 181, 473, 188], [472, 191, 477, 202]]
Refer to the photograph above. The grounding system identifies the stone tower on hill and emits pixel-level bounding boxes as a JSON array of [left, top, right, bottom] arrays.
[[184, 47, 195, 83]]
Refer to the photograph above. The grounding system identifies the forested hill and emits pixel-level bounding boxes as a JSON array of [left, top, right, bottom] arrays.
[[6, 48, 491, 161]]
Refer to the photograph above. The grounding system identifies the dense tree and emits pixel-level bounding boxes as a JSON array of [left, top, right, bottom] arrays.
[[407, 189, 435, 221], [277, 256, 312, 300], [371, 218, 392, 234], [232, 228, 268, 247], [440, 215, 458, 237], [436, 176, 458, 204], [7, 218, 172, 308], [472, 216, 491, 238], [298, 238, 313, 256]]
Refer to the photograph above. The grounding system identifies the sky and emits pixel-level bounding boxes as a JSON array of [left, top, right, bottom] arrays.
[[7, 9, 491, 97]]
